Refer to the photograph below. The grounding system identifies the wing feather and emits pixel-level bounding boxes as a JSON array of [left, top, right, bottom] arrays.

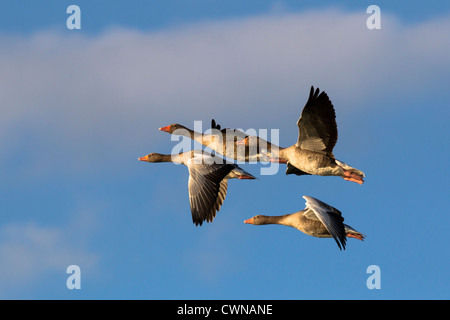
[[188, 162, 235, 226], [296, 86, 338, 154], [302, 195, 347, 250]]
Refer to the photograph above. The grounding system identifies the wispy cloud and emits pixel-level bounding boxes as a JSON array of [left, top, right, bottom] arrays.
[[0, 213, 99, 297]]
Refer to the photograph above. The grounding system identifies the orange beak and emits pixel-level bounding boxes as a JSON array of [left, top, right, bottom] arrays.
[[243, 218, 254, 224], [236, 137, 249, 146], [138, 155, 149, 161], [159, 125, 171, 132]]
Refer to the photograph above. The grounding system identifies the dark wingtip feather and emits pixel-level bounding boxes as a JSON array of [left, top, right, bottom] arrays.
[[307, 85, 321, 103], [333, 238, 345, 251], [211, 118, 221, 130]]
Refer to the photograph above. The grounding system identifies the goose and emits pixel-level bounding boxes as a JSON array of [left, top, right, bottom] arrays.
[[238, 86, 365, 184], [244, 195, 365, 250], [159, 119, 268, 162], [138, 150, 256, 226]]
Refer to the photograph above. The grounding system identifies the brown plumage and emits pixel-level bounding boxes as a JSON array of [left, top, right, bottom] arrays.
[[159, 120, 269, 162], [244, 195, 365, 250], [240, 86, 365, 184]]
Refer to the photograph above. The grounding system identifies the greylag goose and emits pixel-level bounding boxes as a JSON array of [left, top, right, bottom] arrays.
[[244, 195, 365, 250], [159, 120, 268, 162], [238, 86, 365, 184], [139, 150, 256, 226]]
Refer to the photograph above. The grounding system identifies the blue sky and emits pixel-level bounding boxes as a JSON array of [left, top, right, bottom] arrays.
[[0, 1, 449, 299]]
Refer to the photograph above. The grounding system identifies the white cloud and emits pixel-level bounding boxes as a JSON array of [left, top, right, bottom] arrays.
[[0, 10, 448, 176]]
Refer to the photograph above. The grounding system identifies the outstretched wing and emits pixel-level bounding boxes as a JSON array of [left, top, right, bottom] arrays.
[[302, 195, 346, 250], [296, 86, 337, 154], [188, 162, 236, 226]]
